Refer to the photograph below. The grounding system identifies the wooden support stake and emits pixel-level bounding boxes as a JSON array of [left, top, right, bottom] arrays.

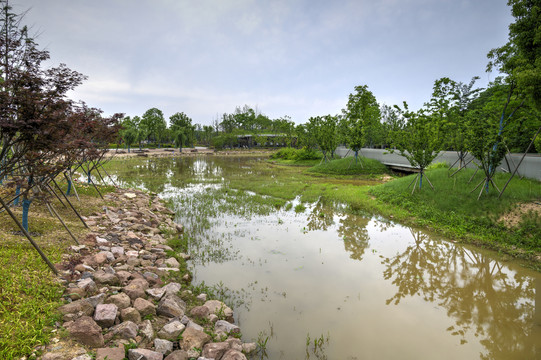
[[44, 197, 79, 245], [49, 180, 88, 229], [99, 164, 117, 187], [424, 172, 435, 190], [0, 196, 58, 274], [46, 179, 68, 209], [499, 126, 541, 199]]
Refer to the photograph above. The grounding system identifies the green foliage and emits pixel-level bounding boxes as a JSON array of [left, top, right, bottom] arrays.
[[534, 133, 541, 153], [140, 108, 166, 145], [211, 133, 238, 149], [307, 115, 338, 161], [270, 147, 321, 161], [341, 84, 382, 150], [390, 103, 442, 172]]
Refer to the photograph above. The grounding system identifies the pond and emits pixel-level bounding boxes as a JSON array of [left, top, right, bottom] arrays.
[[105, 155, 541, 360]]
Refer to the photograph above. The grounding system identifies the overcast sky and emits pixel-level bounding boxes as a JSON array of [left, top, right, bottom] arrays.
[[16, 0, 513, 126]]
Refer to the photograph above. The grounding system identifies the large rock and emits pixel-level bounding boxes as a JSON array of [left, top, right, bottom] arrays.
[[67, 316, 104, 347], [157, 294, 186, 318], [146, 287, 166, 301], [96, 346, 125, 360], [164, 257, 180, 268], [215, 320, 240, 336], [203, 300, 234, 322], [58, 299, 94, 317], [122, 278, 150, 300], [94, 270, 120, 286], [106, 292, 132, 309], [221, 349, 247, 360], [162, 282, 181, 296], [128, 348, 163, 360], [140, 319, 154, 341], [178, 327, 211, 352], [77, 278, 98, 295], [185, 320, 204, 332], [157, 320, 185, 341], [87, 293, 106, 308], [134, 297, 156, 317], [154, 338, 174, 355], [111, 320, 138, 340], [120, 307, 141, 323], [202, 342, 230, 360], [94, 303, 118, 328], [190, 306, 210, 318]]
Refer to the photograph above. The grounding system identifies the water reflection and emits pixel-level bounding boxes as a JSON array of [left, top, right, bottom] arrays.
[[382, 228, 541, 359], [338, 214, 370, 261]]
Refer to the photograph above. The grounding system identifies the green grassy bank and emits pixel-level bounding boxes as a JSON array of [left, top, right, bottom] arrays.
[[0, 183, 116, 359]]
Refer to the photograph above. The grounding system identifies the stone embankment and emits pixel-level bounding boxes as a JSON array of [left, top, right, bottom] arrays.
[[38, 189, 255, 360]]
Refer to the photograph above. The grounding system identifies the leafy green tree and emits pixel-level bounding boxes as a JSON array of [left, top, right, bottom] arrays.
[[380, 104, 402, 148], [273, 116, 295, 146], [391, 103, 442, 191], [120, 116, 138, 153], [202, 125, 213, 146], [140, 108, 166, 145], [307, 115, 338, 162], [341, 85, 381, 162], [425, 77, 481, 169], [170, 112, 194, 150], [465, 107, 507, 198]]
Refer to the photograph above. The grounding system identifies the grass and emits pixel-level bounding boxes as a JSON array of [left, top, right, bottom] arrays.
[[307, 156, 389, 176], [369, 168, 541, 257], [0, 178, 117, 359]]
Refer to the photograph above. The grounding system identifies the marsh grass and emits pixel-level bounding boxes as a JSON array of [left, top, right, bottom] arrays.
[[0, 179, 117, 359], [307, 156, 389, 176]]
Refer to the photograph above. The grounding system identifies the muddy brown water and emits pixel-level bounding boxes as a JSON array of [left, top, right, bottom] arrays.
[[106, 156, 541, 360]]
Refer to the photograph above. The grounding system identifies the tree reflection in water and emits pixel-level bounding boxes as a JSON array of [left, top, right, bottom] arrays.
[[338, 214, 370, 261], [382, 228, 541, 359]]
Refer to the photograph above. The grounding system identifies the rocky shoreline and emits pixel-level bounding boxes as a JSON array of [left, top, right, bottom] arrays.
[[37, 188, 255, 360]]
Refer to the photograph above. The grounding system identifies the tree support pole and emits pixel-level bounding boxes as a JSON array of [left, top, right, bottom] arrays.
[[49, 180, 88, 228], [498, 126, 541, 199], [91, 162, 107, 185], [43, 196, 79, 245], [46, 180, 68, 209], [0, 196, 57, 274], [99, 164, 117, 187], [82, 163, 104, 199]]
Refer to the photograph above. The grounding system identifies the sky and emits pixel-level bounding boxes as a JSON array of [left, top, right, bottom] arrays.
[[16, 0, 513, 126]]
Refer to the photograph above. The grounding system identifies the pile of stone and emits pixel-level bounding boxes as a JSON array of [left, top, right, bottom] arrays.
[[39, 189, 256, 360]]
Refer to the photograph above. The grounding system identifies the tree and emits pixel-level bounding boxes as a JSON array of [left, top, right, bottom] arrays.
[[425, 77, 481, 170], [307, 115, 338, 162], [341, 85, 381, 163], [391, 103, 442, 192], [140, 108, 165, 145], [202, 125, 213, 146], [120, 116, 138, 152], [170, 112, 194, 150]]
